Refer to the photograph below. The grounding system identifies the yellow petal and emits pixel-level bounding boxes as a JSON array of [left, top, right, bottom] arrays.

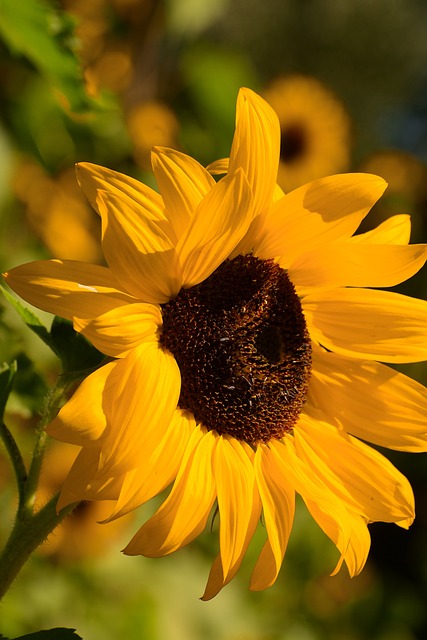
[[74, 302, 162, 358], [214, 437, 255, 580], [105, 409, 195, 521], [308, 347, 427, 452], [152, 147, 216, 239], [254, 174, 387, 265], [350, 214, 411, 245], [124, 428, 217, 557], [56, 447, 124, 511], [97, 190, 182, 303], [76, 162, 166, 223], [201, 493, 261, 601], [295, 414, 415, 524], [250, 444, 295, 591], [206, 157, 228, 175], [100, 342, 181, 475], [336, 515, 371, 577], [303, 287, 427, 363], [229, 88, 280, 218], [47, 361, 116, 445], [289, 242, 427, 288], [207, 157, 285, 204], [177, 169, 254, 287], [4, 260, 134, 319], [273, 436, 373, 577], [269, 438, 352, 553], [202, 446, 261, 601], [305, 499, 370, 577]]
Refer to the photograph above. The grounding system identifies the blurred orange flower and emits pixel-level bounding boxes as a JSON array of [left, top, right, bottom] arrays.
[[13, 161, 103, 263]]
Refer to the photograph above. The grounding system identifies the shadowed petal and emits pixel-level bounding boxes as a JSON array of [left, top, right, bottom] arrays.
[[350, 214, 411, 245], [250, 444, 295, 590], [214, 437, 255, 579], [104, 409, 195, 521], [100, 343, 181, 475], [97, 190, 182, 303], [47, 361, 116, 446], [124, 428, 217, 556], [56, 447, 124, 511], [305, 500, 370, 577], [269, 437, 352, 554], [308, 347, 427, 451], [202, 442, 261, 601], [74, 302, 162, 358], [76, 162, 166, 222], [152, 147, 216, 239], [295, 414, 415, 525], [177, 169, 254, 287]]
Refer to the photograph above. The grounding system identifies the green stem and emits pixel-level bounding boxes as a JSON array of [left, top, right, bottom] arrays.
[[0, 377, 76, 601], [0, 494, 76, 601], [0, 419, 28, 509], [24, 381, 69, 514]]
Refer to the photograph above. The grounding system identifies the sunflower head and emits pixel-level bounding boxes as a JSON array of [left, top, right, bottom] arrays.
[[4, 86, 427, 600]]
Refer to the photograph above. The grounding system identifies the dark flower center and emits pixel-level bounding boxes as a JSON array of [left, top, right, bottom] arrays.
[[280, 123, 307, 162], [160, 255, 312, 444]]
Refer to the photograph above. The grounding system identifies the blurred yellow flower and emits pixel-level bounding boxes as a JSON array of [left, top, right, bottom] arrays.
[[13, 161, 103, 264], [263, 75, 351, 192], [126, 101, 180, 170], [5, 88, 427, 599], [85, 43, 133, 96]]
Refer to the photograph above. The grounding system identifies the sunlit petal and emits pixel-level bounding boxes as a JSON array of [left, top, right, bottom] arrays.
[[254, 174, 387, 265], [152, 147, 216, 239], [303, 287, 427, 363], [4, 260, 134, 319], [229, 87, 280, 217], [289, 242, 427, 288]]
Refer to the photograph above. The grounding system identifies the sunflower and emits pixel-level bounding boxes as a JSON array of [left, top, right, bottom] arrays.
[[4, 88, 427, 600], [263, 75, 351, 192]]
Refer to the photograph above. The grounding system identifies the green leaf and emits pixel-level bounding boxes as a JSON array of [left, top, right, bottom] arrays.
[[0, 360, 17, 420], [12, 629, 82, 640], [49, 316, 104, 375], [0, 0, 91, 112], [0, 284, 55, 353], [12, 352, 48, 414]]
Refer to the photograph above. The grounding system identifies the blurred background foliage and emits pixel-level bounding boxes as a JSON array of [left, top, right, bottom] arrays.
[[1, 0, 427, 638]]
